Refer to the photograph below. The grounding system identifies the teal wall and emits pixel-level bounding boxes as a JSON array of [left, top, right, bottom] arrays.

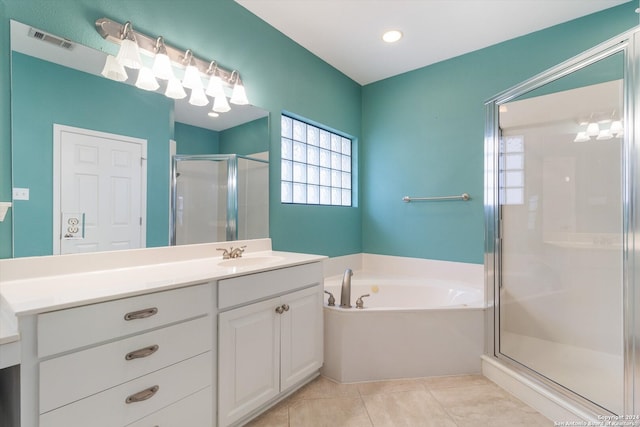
[[361, 2, 638, 264], [1, 0, 362, 258], [11, 52, 172, 257], [0, 1, 637, 261], [220, 117, 269, 156], [175, 122, 220, 155]]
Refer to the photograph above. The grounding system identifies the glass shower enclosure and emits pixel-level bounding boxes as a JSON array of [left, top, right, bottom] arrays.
[[170, 154, 269, 245], [485, 27, 639, 416]]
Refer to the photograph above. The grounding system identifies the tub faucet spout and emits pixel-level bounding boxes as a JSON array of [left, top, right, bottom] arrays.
[[340, 268, 353, 308]]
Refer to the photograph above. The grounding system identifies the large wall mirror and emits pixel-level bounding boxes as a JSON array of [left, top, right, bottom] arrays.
[[10, 20, 269, 258]]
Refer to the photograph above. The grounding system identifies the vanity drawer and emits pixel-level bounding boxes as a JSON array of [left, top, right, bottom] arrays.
[[218, 262, 322, 309], [39, 315, 212, 413], [39, 351, 212, 427], [37, 283, 212, 357], [126, 386, 213, 427]]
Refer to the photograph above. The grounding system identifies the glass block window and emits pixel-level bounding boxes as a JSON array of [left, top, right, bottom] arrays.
[[499, 135, 524, 205], [281, 115, 352, 206]]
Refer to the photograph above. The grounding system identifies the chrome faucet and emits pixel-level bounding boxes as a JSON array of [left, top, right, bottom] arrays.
[[217, 246, 246, 259], [340, 268, 353, 308]]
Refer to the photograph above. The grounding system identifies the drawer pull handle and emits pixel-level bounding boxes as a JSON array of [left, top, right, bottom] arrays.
[[125, 344, 159, 361], [124, 307, 158, 321], [126, 385, 159, 404]]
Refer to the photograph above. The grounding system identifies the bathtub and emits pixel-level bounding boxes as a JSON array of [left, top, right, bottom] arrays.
[[321, 255, 485, 383]]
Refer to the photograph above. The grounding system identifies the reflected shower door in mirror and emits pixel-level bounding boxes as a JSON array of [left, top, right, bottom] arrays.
[[172, 154, 269, 245], [9, 20, 269, 258], [497, 52, 624, 413]]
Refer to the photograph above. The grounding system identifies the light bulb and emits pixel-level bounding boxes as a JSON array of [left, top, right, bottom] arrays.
[[101, 55, 128, 82], [116, 38, 142, 69], [230, 81, 249, 105], [189, 86, 209, 107], [152, 52, 174, 80], [205, 74, 225, 98], [213, 95, 231, 113], [165, 77, 187, 99], [182, 64, 203, 90], [586, 122, 600, 137], [135, 67, 159, 91], [573, 132, 589, 143]]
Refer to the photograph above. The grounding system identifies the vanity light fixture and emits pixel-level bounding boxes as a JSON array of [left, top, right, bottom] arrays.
[[101, 54, 128, 82], [230, 71, 249, 105], [96, 17, 250, 112], [115, 21, 143, 69], [151, 36, 174, 80], [596, 128, 614, 140]]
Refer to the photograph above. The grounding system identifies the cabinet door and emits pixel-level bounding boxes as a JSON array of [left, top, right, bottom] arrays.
[[280, 285, 323, 390], [218, 297, 280, 427]]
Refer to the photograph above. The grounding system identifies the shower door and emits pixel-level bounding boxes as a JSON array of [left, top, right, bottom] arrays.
[[172, 155, 235, 245], [486, 30, 639, 415]]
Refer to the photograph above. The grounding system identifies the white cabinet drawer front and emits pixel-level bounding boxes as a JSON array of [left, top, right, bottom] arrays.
[[126, 386, 213, 427], [39, 352, 212, 427], [40, 316, 212, 413], [218, 262, 322, 309], [38, 283, 212, 357]]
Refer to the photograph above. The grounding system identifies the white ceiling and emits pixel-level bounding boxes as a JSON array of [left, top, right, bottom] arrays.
[[235, 0, 632, 85]]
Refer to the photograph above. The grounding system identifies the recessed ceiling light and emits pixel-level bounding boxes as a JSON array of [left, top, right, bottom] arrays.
[[382, 30, 403, 43]]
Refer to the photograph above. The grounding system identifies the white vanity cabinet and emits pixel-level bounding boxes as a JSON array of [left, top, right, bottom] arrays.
[[217, 262, 323, 427], [32, 283, 214, 427]]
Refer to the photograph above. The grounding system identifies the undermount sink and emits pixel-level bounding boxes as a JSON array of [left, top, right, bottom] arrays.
[[218, 256, 284, 268]]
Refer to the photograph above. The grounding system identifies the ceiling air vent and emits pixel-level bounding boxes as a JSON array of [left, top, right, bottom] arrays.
[[28, 28, 74, 50]]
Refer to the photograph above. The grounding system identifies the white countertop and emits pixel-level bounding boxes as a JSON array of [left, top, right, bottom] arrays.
[[0, 241, 326, 350]]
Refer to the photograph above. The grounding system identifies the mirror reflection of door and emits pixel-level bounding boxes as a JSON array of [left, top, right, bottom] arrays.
[[53, 125, 147, 254]]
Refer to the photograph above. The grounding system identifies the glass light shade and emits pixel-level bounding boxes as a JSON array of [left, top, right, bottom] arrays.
[[101, 55, 128, 82], [165, 77, 187, 99], [586, 122, 600, 137], [213, 95, 231, 113], [610, 120, 623, 136], [573, 132, 590, 143], [230, 81, 249, 105], [116, 38, 143, 69], [182, 65, 203, 90], [135, 67, 160, 91], [152, 53, 174, 80], [205, 75, 225, 98], [189, 86, 209, 107], [596, 129, 613, 140]]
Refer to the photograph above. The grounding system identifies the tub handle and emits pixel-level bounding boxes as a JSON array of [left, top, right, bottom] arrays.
[[355, 294, 370, 309], [324, 291, 336, 306]]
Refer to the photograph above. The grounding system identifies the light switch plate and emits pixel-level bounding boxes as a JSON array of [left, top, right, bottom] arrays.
[[13, 188, 29, 200]]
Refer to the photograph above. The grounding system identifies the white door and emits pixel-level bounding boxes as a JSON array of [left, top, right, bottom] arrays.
[[280, 285, 323, 390], [218, 297, 280, 427], [54, 125, 147, 255]]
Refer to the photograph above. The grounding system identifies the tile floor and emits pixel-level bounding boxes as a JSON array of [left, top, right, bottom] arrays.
[[245, 375, 554, 427]]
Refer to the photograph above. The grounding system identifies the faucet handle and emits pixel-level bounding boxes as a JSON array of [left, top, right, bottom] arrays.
[[355, 294, 370, 309], [324, 290, 336, 306], [216, 248, 231, 259]]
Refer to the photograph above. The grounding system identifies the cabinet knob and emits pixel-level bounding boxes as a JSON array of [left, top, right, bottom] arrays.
[[282, 304, 290, 312], [125, 385, 159, 404], [275, 306, 284, 314]]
